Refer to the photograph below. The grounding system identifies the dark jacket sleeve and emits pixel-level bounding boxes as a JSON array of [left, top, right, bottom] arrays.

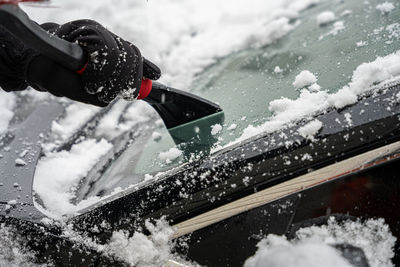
[[0, 26, 32, 92], [0, 23, 60, 93]]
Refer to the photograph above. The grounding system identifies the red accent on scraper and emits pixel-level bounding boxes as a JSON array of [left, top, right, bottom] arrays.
[[76, 61, 88, 75], [137, 78, 152, 100]]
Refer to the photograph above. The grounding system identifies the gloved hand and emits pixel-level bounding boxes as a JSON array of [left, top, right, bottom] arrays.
[[0, 20, 161, 107]]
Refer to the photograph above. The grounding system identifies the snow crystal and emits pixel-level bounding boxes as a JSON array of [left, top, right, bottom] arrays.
[[340, 10, 353, 16], [15, 158, 27, 166], [211, 124, 223, 136], [274, 66, 283, 73], [7, 200, 17, 206], [227, 124, 238, 131], [152, 131, 162, 142], [293, 70, 318, 89], [344, 113, 353, 127], [158, 147, 182, 164], [356, 40, 368, 47], [376, 2, 395, 14], [316, 11, 336, 26], [298, 120, 323, 141], [33, 139, 113, 217], [319, 21, 345, 40], [301, 153, 313, 161]]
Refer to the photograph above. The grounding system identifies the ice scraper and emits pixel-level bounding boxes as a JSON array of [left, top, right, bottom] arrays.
[[0, 1, 224, 146]]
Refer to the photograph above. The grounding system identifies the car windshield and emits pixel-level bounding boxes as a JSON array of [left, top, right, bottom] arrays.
[[90, 0, 400, 196]]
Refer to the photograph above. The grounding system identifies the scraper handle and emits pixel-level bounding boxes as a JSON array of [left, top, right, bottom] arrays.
[[0, 3, 87, 71]]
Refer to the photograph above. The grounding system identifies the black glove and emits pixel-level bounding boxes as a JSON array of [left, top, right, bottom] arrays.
[[0, 20, 161, 106]]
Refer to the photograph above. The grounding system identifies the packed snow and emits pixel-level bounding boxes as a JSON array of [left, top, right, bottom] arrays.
[[33, 139, 113, 217], [316, 11, 336, 26]]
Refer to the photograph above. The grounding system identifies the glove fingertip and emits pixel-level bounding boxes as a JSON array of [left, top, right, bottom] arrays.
[[143, 57, 161, 80]]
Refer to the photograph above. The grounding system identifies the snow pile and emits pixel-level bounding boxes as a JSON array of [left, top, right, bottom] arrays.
[[158, 147, 183, 164], [244, 236, 352, 267], [106, 219, 179, 267], [328, 50, 400, 108], [316, 11, 336, 26], [296, 218, 396, 267], [61, 218, 194, 267], [0, 91, 16, 136], [297, 119, 322, 141], [293, 70, 318, 89], [233, 50, 400, 145], [376, 2, 395, 14], [33, 139, 113, 217], [244, 218, 396, 267]]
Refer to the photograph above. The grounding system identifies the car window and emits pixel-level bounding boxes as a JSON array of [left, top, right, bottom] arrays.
[[95, 0, 400, 195]]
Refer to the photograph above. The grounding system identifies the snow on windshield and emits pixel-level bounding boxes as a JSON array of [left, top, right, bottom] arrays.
[[231, 51, 400, 146], [24, 0, 323, 217]]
